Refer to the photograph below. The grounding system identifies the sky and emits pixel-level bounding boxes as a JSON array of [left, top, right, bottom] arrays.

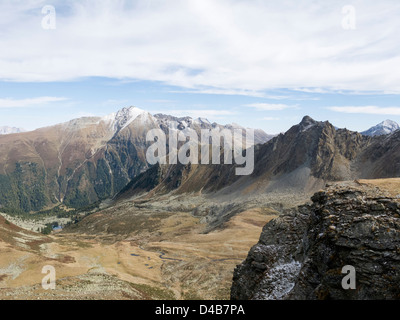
[[0, 0, 400, 134]]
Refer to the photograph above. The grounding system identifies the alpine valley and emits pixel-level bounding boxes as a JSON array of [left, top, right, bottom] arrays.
[[0, 106, 399, 300]]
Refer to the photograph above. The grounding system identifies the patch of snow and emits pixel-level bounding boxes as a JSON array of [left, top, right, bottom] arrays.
[[301, 123, 315, 132], [116, 107, 147, 130], [255, 260, 302, 300], [194, 117, 211, 125], [0, 256, 28, 280], [100, 112, 116, 124], [99, 106, 148, 133], [228, 123, 244, 129]]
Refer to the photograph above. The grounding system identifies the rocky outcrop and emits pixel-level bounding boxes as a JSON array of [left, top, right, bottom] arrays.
[[231, 182, 400, 300]]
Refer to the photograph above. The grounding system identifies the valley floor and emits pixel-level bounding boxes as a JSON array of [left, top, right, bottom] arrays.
[[3, 178, 398, 300], [0, 200, 281, 300]]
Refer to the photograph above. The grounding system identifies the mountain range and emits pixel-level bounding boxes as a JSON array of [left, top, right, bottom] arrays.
[[1, 106, 399, 214], [0, 107, 271, 213], [116, 115, 400, 203], [2, 118, 396, 137]]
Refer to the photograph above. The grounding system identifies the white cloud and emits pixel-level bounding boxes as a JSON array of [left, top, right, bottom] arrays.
[[74, 111, 97, 118], [327, 106, 400, 115], [147, 99, 177, 104], [245, 103, 295, 111], [263, 95, 290, 100], [169, 88, 268, 98], [1, 1, 400, 94], [0, 97, 67, 108], [263, 117, 280, 121], [101, 99, 129, 106]]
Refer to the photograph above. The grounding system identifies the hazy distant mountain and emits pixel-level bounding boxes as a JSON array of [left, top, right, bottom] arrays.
[[0, 126, 25, 135], [153, 114, 273, 145], [361, 120, 399, 136]]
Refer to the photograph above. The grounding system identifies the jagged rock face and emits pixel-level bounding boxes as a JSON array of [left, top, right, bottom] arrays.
[[254, 117, 370, 181], [231, 183, 400, 300], [357, 131, 400, 179]]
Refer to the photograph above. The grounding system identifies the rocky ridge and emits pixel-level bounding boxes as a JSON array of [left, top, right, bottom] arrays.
[[116, 116, 375, 201]]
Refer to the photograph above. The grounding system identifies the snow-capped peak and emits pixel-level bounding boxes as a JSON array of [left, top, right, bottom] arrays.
[[361, 119, 400, 136], [0, 126, 26, 135], [100, 106, 148, 133], [381, 120, 399, 133]]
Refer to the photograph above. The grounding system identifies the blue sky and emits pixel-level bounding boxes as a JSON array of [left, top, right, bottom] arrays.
[[1, 0, 400, 134]]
